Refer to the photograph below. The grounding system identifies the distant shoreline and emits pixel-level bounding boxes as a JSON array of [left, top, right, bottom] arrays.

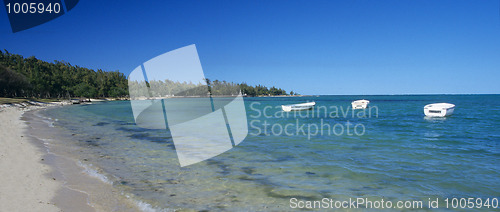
[[264, 93, 497, 96], [1, 94, 497, 105]]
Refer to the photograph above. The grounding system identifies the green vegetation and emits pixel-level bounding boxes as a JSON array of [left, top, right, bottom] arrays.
[[217, 80, 294, 97], [128, 78, 295, 97], [0, 50, 128, 99], [1, 50, 296, 99], [128, 79, 210, 97], [0, 97, 30, 104]]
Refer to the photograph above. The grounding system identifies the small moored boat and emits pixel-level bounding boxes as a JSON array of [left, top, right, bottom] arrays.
[[351, 99, 370, 109], [281, 102, 316, 112], [424, 103, 455, 117]]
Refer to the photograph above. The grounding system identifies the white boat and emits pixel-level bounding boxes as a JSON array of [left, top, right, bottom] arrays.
[[424, 103, 455, 117], [351, 99, 370, 109], [281, 102, 316, 112]]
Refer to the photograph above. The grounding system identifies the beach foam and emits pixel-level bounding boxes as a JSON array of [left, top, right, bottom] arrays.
[[77, 161, 114, 185]]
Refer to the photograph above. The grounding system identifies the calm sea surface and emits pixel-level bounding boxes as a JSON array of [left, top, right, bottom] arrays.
[[37, 95, 499, 211]]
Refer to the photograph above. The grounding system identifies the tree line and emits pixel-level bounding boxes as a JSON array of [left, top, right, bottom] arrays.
[[128, 79, 209, 98], [210, 80, 296, 96], [1, 50, 129, 99], [128, 78, 296, 98], [1, 50, 296, 99]]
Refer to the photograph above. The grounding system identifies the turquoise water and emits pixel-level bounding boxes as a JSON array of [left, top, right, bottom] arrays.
[[39, 95, 499, 211]]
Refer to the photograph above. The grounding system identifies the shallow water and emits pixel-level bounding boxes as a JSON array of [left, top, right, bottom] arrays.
[[37, 95, 499, 211]]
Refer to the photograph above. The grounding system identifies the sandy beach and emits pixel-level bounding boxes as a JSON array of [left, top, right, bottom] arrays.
[[0, 106, 61, 211], [0, 102, 143, 212]]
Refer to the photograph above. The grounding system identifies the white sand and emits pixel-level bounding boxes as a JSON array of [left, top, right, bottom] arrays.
[[0, 106, 61, 211], [0, 102, 143, 212]]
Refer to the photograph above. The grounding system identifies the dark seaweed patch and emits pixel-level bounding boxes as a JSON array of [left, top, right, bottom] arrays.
[[93, 122, 110, 126], [238, 175, 254, 181], [206, 160, 231, 176], [126, 133, 173, 143], [116, 126, 150, 133], [241, 167, 256, 175], [127, 133, 150, 139], [120, 122, 136, 126], [149, 136, 173, 143]]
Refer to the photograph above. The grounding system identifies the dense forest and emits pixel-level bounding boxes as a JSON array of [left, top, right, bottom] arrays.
[[129, 78, 294, 98], [0, 50, 128, 98], [0, 50, 296, 99]]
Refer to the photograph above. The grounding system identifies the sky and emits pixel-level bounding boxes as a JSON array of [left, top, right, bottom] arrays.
[[1, 0, 499, 95]]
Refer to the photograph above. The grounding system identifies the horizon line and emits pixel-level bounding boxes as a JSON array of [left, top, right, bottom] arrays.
[[298, 93, 500, 96]]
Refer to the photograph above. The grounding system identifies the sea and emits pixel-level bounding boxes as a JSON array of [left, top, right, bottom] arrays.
[[27, 95, 500, 211]]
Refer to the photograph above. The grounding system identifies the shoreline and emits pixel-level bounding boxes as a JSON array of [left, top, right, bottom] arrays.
[[0, 104, 62, 211], [0, 103, 141, 211]]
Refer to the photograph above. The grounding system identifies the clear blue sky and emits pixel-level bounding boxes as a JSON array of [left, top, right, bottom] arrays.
[[1, 0, 499, 94]]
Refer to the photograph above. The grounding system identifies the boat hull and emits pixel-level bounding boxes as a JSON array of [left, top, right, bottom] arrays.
[[424, 103, 455, 117], [351, 100, 370, 110], [351, 104, 368, 109], [281, 102, 315, 112]]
